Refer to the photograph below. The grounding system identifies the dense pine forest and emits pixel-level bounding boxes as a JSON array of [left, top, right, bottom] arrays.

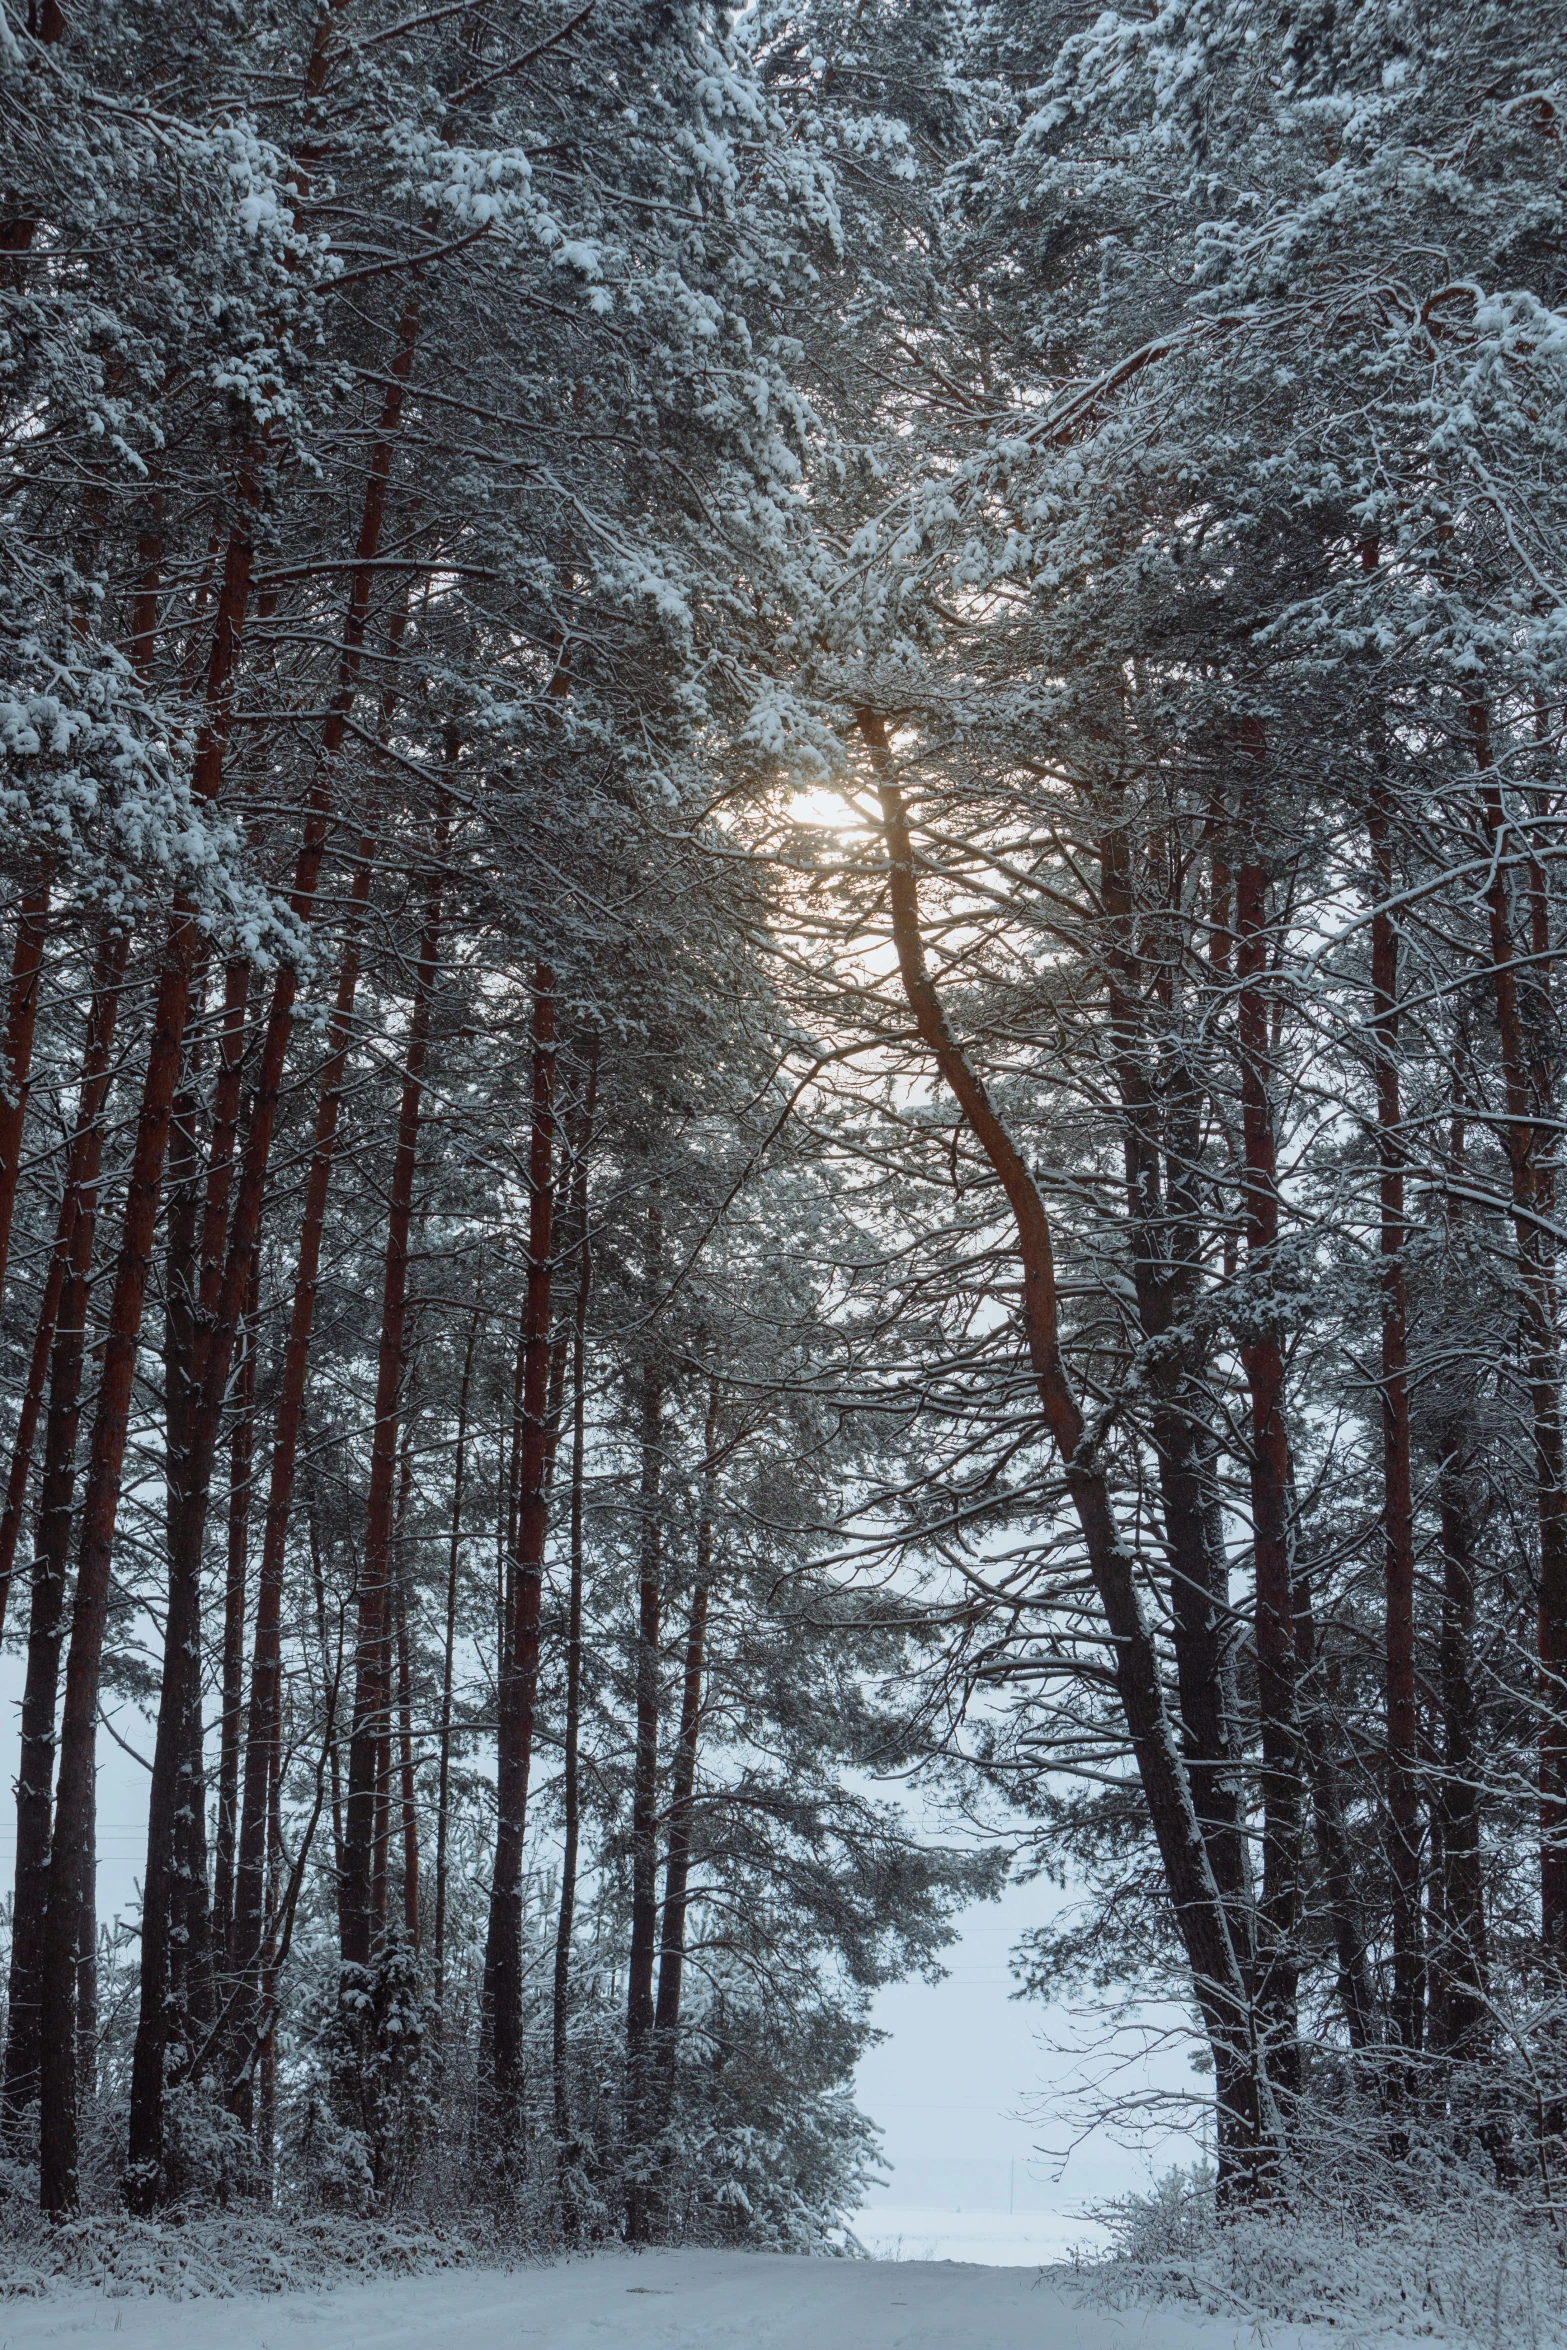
[[0, 0, 1565, 2271]]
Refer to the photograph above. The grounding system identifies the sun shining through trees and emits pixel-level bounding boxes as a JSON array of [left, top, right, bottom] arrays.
[[1, 0, 1567, 2336]]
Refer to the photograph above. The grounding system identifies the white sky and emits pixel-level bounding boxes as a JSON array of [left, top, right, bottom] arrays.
[[854, 1857, 1194, 2219]]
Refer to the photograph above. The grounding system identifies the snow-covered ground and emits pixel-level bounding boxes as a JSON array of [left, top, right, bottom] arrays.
[[0, 2249, 1320, 2350]]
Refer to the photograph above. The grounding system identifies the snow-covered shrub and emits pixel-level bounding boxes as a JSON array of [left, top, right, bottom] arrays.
[[1085, 2158, 1567, 2349], [281, 1933, 436, 2215]]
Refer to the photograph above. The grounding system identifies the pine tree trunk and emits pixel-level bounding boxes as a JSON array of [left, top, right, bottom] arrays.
[[124, 1031, 206, 2210], [654, 1387, 717, 2123], [1101, 811, 1251, 2000], [213, 1250, 258, 1959], [146, 323, 422, 2162], [859, 711, 1282, 2196], [342, 830, 447, 1970], [624, 1338, 664, 2242], [1234, 848, 1303, 2107], [552, 1047, 596, 2218], [0, 927, 128, 2143], [228, 813, 381, 2097], [0, 927, 129, 1636], [37, 457, 262, 2217], [395, 1579, 420, 1945], [1432, 1432, 1487, 2052], [482, 968, 557, 2131], [1472, 703, 1567, 1966], [0, 870, 53, 1305], [1369, 778, 1423, 2052], [1292, 1558, 1377, 2049], [434, 1303, 479, 2004]]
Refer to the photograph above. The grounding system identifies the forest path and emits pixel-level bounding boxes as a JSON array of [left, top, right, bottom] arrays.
[[0, 2248, 1320, 2350]]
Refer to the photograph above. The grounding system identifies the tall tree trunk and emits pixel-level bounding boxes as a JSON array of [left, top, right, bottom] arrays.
[[434, 1302, 480, 2004], [154, 346, 423, 2151], [1234, 845, 1303, 2108], [1472, 702, 1567, 1967], [552, 1044, 596, 2218], [309, 1502, 347, 1895], [395, 1576, 420, 1945], [625, 1333, 664, 2242], [0, 926, 130, 1635], [0, 869, 53, 1307], [1101, 806, 1252, 2039], [0, 926, 128, 2144], [75, 1807, 96, 2118], [858, 710, 1281, 2196], [214, 1249, 258, 1958], [1430, 1431, 1488, 2053], [481, 968, 557, 2132], [1292, 1553, 1377, 2050], [228, 810, 382, 2098], [1369, 775, 1423, 2052], [38, 453, 263, 2218], [341, 825, 447, 1970], [123, 1024, 205, 2208], [654, 1387, 718, 2124]]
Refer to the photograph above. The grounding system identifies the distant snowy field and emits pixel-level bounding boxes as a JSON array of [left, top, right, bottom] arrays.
[[0, 2249, 1325, 2350], [848, 2203, 1108, 2264]]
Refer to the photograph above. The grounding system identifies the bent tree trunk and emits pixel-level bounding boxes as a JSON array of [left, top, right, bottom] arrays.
[[858, 710, 1281, 2198]]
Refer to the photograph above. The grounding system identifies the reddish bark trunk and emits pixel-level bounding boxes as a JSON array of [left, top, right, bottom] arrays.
[[395, 1577, 420, 1946], [1472, 703, 1567, 1965], [1369, 779, 1422, 2050], [0, 873, 52, 1304], [1100, 809, 1249, 1962], [214, 1249, 259, 1956], [482, 968, 558, 2126], [341, 828, 448, 1971], [654, 1387, 719, 2119], [434, 1303, 480, 2002], [624, 1350, 664, 2242], [552, 1045, 596, 2212], [228, 812, 381, 2093], [858, 711, 1279, 2194], [1234, 851, 1303, 2099], [0, 945, 128, 2142], [0, 929, 129, 1635], [38, 452, 262, 2217]]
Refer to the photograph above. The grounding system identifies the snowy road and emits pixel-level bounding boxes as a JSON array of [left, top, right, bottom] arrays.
[[0, 2250, 1311, 2350]]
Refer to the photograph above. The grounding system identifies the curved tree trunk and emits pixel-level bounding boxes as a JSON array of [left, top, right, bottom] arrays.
[[859, 709, 1282, 2197]]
